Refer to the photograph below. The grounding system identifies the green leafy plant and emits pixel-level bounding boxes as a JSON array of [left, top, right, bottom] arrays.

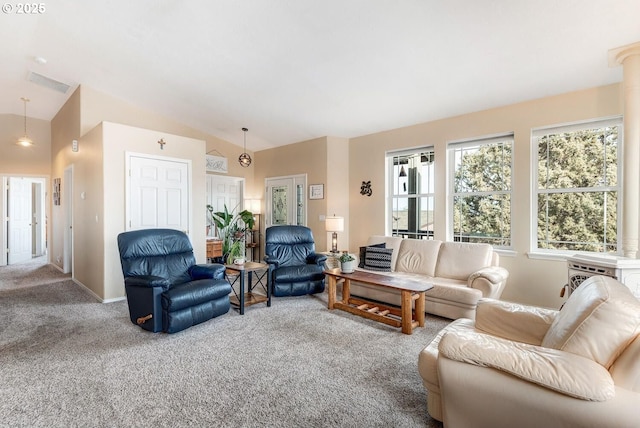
[[206, 204, 255, 259], [339, 252, 355, 263], [226, 240, 245, 265]]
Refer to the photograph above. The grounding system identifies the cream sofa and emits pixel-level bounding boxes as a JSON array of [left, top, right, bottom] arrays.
[[418, 276, 640, 427], [350, 236, 509, 320]]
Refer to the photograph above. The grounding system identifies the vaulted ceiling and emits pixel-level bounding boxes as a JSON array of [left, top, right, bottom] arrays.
[[1, 0, 639, 150]]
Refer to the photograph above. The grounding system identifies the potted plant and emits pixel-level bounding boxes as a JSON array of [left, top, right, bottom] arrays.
[[227, 239, 245, 265], [339, 252, 356, 273], [207, 204, 255, 264]]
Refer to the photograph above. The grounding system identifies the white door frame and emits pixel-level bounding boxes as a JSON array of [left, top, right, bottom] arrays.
[[63, 165, 74, 274], [0, 174, 48, 266]]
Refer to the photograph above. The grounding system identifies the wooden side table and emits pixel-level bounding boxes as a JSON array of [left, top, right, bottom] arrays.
[[225, 261, 271, 315]]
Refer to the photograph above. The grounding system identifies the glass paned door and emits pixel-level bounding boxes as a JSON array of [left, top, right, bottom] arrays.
[[272, 185, 288, 225], [265, 175, 306, 227]]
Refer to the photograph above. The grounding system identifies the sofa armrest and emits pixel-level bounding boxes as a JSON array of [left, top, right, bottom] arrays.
[[124, 275, 170, 290], [438, 329, 615, 402], [307, 252, 328, 266], [467, 266, 509, 297], [190, 263, 225, 280], [475, 298, 558, 345], [263, 255, 281, 269]]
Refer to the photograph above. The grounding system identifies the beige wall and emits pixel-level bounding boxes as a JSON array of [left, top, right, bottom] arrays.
[[73, 123, 104, 299], [255, 137, 329, 250], [326, 137, 350, 251], [101, 122, 207, 300], [349, 83, 624, 309], [50, 88, 81, 270]]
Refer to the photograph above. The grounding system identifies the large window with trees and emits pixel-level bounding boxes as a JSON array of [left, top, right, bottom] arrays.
[[449, 135, 513, 248], [534, 118, 621, 254], [388, 148, 435, 239]]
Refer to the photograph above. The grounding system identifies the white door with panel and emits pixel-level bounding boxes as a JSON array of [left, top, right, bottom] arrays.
[[7, 177, 33, 264], [207, 175, 244, 213], [128, 154, 190, 233], [265, 175, 306, 227]]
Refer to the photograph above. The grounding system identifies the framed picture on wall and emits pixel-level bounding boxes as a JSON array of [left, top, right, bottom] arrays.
[[206, 155, 228, 173], [53, 178, 61, 205], [309, 184, 324, 200]]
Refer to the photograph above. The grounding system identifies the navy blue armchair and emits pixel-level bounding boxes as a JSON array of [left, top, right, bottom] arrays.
[[264, 225, 327, 297], [117, 229, 231, 333]]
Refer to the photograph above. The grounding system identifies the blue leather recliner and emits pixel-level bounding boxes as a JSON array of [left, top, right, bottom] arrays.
[[264, 225, 327, 297], [117, 228, 231, 333]]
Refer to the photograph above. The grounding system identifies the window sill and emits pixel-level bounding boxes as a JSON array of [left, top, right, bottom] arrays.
[[494, 248, 517, 258], [526, 251, 573, 262]]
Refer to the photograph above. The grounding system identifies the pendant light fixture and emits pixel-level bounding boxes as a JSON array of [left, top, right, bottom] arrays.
[[238, 127, 252, 167], [17, 97, 33, 147]]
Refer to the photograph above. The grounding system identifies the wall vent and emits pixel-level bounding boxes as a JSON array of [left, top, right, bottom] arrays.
[[27, 71, 71, 94]]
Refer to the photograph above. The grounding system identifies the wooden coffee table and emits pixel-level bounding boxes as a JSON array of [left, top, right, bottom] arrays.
[[324, 268, 433, 335]]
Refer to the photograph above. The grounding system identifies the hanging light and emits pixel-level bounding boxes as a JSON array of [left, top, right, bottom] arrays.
[[17, 97, 33, 147], [399, 165, 407, 177], [238, 127, 252, 167]]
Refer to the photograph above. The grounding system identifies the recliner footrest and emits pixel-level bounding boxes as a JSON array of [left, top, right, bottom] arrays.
[[273, 265, 324, 282], [162, 279, 232, 312]]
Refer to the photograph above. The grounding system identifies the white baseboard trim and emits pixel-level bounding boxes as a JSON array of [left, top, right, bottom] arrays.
[[71, 278, 125, 304]]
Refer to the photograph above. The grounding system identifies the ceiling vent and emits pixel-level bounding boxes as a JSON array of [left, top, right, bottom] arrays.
[[27, 71, 71, 94]]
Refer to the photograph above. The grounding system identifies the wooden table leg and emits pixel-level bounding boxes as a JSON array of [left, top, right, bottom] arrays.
[[415, 291, 425, 327], [401, 290, 412, 334], [327, 275, 336, 309], [342, 278, 351, 304]]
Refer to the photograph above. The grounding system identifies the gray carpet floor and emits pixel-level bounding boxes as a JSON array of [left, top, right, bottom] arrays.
[[0, 258, 447, 427]]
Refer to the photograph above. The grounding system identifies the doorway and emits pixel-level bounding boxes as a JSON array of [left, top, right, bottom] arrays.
[[126, 153, 192, 234], [1, 175, 47, 266], [265, 174, 306, 228]]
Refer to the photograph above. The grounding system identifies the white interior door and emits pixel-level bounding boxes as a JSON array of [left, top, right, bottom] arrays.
[[207, 175, 244, 213], [8, 177, 32, 264], [265, 175, 306, 227], [128, 154, 190, 233]]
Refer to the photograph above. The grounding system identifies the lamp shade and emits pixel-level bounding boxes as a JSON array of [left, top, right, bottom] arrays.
[[325, 216, 344, 232]]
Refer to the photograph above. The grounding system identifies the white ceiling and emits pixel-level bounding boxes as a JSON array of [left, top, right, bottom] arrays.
[[1, 0, 639, 151]]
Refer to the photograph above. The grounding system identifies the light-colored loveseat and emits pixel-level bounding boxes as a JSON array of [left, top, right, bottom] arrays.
[[350, 236, 509, 320], [418, 276, 640, 427]]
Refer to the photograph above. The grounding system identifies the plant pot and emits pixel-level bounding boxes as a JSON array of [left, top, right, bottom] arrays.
[[234, 258, 245, 265], [340, 260, 356, 273]]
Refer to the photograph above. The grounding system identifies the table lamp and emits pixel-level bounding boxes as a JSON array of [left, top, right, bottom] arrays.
[[325, 215, 344, 253]]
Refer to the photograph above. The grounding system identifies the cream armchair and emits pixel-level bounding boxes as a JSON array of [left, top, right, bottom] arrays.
[[418, 276, 640, 428]]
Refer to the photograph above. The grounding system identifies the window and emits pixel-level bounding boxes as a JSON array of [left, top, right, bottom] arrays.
[[449, 135, 513, 248], [534, 118, 621, 254], [388, 148, 435, 239]]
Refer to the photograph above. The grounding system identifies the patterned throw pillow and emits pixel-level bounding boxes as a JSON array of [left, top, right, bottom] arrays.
[[358, 243, 386, 268], [364, 247, 393, 272]]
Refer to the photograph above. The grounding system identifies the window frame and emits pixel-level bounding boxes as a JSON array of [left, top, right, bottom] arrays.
[[447, 134, 514, 249], [530, 116, 623, 256], [386, 147, 436, 240]]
